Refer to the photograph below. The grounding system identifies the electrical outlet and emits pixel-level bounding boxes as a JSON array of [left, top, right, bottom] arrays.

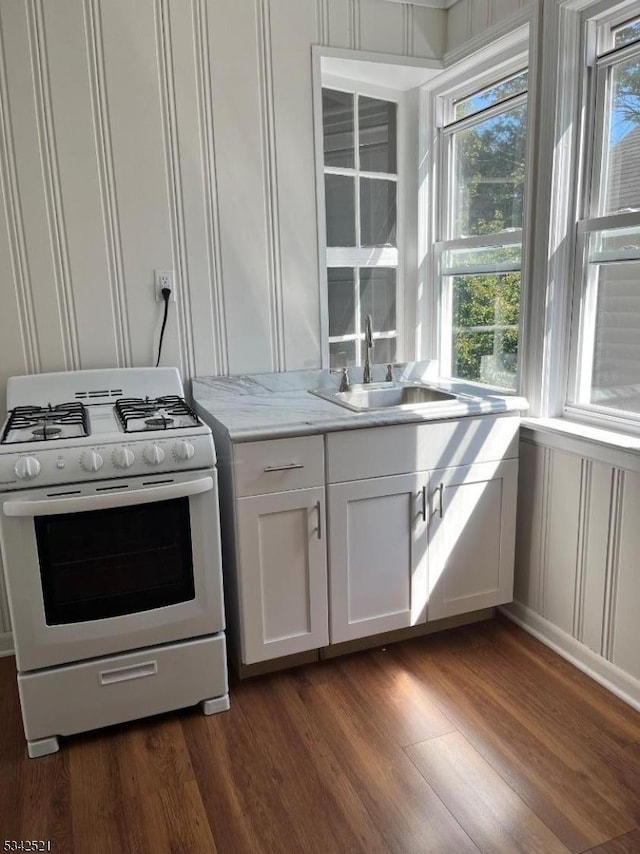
[[154, 269, 176, 302]]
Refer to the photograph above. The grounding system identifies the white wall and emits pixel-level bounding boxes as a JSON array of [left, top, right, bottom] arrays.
[[446, 0, 532, 53], [0, 0, 445, 643], [505, 431, 640, 710]]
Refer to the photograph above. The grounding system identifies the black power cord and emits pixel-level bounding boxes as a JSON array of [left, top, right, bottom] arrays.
[[155, 287, 171, 367]]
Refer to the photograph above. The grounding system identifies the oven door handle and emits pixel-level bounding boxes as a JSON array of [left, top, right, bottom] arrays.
[[2, 476, 214, 518]]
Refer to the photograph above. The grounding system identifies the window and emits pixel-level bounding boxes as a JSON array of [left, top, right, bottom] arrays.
[[322, 87, 400, 369], [436, 70, 528, 390], [568, 11, 640, 423]]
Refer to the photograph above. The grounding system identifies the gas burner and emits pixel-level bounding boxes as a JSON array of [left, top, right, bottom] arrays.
[[115, 396, 200, 434], [32, 426, 62, 439], [2, 402, 88, 445], [144, 417, 174, 429]]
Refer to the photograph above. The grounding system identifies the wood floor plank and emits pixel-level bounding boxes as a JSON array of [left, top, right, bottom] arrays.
[[1, 618, 639, 854], [585, 830, 640, 853], [452, 641, 640, 827], [407, 731, 570, 854], [139, 779, 218, 854], [182, 688, 328, 854], [334, 647, 457, 747], [297, 675, 480, 853], [392, 638, 634, 852], [486, 618, 640, 745], [112, 715, 195, 801], [69, 732, 141, 854], [234, 673, 393, 854]]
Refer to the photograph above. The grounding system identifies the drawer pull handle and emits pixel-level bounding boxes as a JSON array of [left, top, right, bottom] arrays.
[[421, 485, 427, 522], [263, 462, 304, 472], [99, 661, 158, 685], [437, 483, 444, 518], [316, 500, 322, 539]]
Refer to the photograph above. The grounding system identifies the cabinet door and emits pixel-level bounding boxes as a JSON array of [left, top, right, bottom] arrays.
[[428, 459, 518, 621], [328, 473, 428, 644], [236, 487, 328, 664]]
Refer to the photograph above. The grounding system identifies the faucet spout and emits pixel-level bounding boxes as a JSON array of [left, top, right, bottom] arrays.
[[363, 314, 373, 384]]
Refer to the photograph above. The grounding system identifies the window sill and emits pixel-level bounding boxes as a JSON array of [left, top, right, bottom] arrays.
[[520, 416, 640, 472]]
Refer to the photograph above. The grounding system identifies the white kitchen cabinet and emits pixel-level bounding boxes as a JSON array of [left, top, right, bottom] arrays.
[[328, 473, 429, 643], [236, 486, 329, 664], [427, 459, 518, 620]]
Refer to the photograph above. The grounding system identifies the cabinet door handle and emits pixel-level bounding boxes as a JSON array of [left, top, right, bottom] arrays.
[[315, 500, 322, 539], [437, 482, 444, 518], [421, 485, 427, 522], [263, 462, 304, 472]]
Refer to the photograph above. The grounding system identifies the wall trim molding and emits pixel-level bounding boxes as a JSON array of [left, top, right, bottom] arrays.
[[256, 0, 285, 372], [444, 5, 534, 67], [501, 601, 640, 712], [193, 0, 228, 376], [155, 0, 194, 379], [0, 7, 40, 375], [28, 0, 80, 372], [84, 0, 131, 367]]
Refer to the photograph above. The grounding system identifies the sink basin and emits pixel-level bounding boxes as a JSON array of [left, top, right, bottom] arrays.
[[310, 382, 457, 412]]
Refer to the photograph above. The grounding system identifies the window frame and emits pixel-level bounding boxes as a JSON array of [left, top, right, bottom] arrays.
[[322, 80, 404, 368], [564, 4, 640, 432], [423, 28, 533, 393]]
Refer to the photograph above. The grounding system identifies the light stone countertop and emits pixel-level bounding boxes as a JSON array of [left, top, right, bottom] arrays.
[[191, 362, 529, 443]]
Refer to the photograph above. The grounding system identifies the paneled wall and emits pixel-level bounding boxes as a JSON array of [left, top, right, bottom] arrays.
[[446, 0, 532, 53], [505, 431, 640, 709], [0, 0, 445, 644]]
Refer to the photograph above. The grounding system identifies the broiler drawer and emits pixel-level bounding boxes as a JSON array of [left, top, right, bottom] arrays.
[[18, 633, 228, 741]]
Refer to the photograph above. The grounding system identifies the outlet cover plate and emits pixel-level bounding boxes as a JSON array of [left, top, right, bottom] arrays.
[[154, 269, 176, 302]]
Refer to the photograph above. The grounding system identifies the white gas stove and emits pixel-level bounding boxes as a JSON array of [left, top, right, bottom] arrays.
[[0, 367, 229, 759], [0, 367, 215, 490]]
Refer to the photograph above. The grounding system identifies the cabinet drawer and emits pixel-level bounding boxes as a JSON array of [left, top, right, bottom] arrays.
[[233, 435, 324, 497], [18, 634, 228, 741], [327, 415, 519, 483]]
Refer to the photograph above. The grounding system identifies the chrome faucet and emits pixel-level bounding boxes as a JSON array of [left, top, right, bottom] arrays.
[[363, 314, 373, 384]]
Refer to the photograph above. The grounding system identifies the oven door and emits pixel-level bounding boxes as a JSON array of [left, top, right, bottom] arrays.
[[0, 469, 224, 671]]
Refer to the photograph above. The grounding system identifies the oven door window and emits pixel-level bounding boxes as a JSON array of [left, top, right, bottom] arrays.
[[35, 497, 195, 625]]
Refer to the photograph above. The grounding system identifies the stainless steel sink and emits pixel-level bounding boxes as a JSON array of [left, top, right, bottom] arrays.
[[310, 382, 457, 412]]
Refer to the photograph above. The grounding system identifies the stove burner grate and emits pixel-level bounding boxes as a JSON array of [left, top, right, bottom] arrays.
[[1, 401, 88, 444], [115, 396, 200, 433]]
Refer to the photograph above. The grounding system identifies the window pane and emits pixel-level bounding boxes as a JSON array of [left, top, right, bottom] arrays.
[[325, 175, 356, 246], [454, 71, 528, 121], [328, 267, 355, 337], [602, 55, 640, 213], [450, 272, 520, 389], [613, 18, 640, 49], [323, 89, 354, 168], [330, 340, 357, 369], [360, 268, 396, 331], [452, 103, 527, 238], [361, 336, 396, 365], [588, 260, 640, 413], [360, 178, 397, 247], [442, 244, 522, 276], [588, 225, 640, 263], [359, 96, 397, 173]]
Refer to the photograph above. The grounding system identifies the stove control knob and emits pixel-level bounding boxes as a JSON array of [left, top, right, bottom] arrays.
[[144, 444, 165, 466], [14, 456, 41, 480], [113, 447, 135, 469], [81, 450, 104, 473], [174, 440, 195, 462]]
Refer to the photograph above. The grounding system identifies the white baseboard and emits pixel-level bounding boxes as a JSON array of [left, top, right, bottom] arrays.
[[0, 631, 14, 658], [500, 602, 640, 713]]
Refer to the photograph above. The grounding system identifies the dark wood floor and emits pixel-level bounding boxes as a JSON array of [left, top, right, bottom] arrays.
[[1, 616, 639, 854]]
